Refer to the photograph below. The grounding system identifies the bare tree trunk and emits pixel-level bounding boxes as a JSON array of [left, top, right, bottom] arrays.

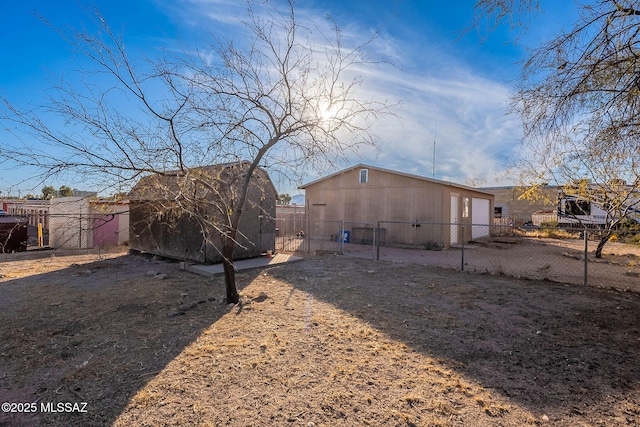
[[222, 208, 243, 304], [595, 232, 611, 259], [219, 152, 273, 305], [222, 241, 239, 304]]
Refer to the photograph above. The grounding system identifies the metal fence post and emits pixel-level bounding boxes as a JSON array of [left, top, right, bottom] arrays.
[[461, 224, 465, 271], [305, 212, 310, 254], [371, 225, 378, 259], [340, 219, 344, 255], [583, 229, 588, 287], [376, 221, 381, 261]]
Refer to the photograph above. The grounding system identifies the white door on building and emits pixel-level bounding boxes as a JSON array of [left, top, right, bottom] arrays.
[[450, 194, 459, 245], [471, 197, 491, 239]]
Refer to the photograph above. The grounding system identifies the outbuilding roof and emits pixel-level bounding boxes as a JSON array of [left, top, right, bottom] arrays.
[[299, 163, 495, 196], [129, 161, 275, 201], [0, 215, 28, 224]]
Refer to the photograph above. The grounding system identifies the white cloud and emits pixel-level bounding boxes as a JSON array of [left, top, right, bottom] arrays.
[[161, 0, 524, 190], [351, 53, 522, 186]]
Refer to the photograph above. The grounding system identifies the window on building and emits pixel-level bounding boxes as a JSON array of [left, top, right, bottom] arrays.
[[462, 197, 470, 218], [359, 169, 369, 184]]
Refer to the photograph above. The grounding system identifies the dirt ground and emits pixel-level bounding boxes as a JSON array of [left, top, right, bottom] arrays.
[[1, 246, 639, 426], [287, 234, 640, 291]]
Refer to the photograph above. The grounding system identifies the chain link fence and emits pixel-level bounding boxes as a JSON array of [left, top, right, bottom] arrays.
[[0, 210, 130, 251], [275, 215, 306, 253], [342, 221, 377, 259], [276, 218, 640, 290]]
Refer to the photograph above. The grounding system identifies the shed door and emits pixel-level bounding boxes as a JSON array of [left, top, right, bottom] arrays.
[[93, 214, 120, 248], [450, 194, 459, 245], [471, 198, 490, 239]]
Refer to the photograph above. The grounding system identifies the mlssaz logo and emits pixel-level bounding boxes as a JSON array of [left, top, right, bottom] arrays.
[[40, 402, 88, 413]]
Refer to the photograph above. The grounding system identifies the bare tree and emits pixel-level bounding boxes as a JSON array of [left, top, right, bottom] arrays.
[[519, 138, 640, 249], [469, 1, 640, 256], [0, 1, 392, 303], [463, 0, 540, 41]]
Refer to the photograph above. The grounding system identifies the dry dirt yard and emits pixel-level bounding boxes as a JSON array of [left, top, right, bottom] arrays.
[[0, 247, 639, 426]]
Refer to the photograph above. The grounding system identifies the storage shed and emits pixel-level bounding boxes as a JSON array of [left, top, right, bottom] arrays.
[[299, 164, 494, 247], [129, 162, 277, 263], [90, 200, 130, 248], [0, 215, 28, 252]]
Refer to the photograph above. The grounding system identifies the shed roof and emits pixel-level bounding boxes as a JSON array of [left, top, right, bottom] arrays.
[[129, 161, 276, 201], [299, 164, 494, 196], [0, 215, 28, 224]]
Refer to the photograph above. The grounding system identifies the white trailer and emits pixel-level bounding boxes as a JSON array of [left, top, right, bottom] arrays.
[[557, 193, 640, 228], [557, 196, 607, 228]]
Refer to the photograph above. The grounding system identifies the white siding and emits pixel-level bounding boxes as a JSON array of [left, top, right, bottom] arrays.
[[48, 197, 91, 249]]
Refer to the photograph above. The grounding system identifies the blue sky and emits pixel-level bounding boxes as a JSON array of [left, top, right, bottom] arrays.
[[0, 0, 576, 197]]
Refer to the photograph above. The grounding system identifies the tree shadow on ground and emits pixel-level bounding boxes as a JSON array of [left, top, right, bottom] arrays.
[[0, 251, 261, 427], [271, 255, 640, 421]]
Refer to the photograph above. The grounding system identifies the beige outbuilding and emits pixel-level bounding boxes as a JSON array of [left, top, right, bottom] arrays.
[[299, 164, 494, 248]]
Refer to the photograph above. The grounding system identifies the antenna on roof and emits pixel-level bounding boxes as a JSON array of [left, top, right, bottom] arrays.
[[432, 126, 437, 179]]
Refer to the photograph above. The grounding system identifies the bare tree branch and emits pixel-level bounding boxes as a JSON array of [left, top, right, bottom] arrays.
[[0, 0, 395, 302]]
